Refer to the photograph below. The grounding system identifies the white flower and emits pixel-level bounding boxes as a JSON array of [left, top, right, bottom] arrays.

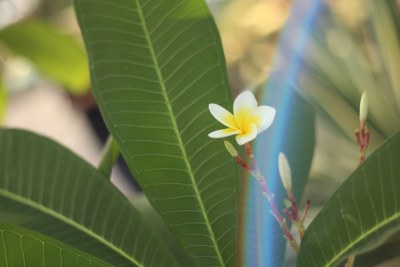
[[359, 91, 368, 122], [278, 152, 292, 191], [208, 90, 276, 145]]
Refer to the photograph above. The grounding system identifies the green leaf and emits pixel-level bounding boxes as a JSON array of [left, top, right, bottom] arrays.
[[0, 129, 179, 267], [0, 20, 89, 95], [98, 135, 120, 178], [132, 196, 199, 267], [296, 0, 400, 183], [74, 0, 237, 266], [0, 80, 6, 123], [0, 223, 111, 267], [354, 232, 400, 266], [367, 0, 400, 107], [297, 131, 400, 267]]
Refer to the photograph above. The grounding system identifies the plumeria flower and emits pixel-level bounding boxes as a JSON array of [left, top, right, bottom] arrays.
[[208, 90, 276, 145]]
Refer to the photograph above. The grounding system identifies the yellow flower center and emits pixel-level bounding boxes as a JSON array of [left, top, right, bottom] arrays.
[[234, 108, 260, 134]]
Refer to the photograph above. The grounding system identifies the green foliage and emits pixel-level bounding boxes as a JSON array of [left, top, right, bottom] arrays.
[[367, 0, 400, 100], [0, 0, 396, 266], [0, 223, 111, 266], [298, 0, 400, 182], [298, 131, 400, 267], [0, 129, 178, 267], [295, 1, 400, 264], [74, 0, 237, 266], [0, 80, 5, 122], [0, 20, 89, 95], [132, 196, 198, 267]]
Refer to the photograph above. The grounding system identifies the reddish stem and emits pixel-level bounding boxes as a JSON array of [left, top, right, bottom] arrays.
[[237, 143, 299, 252], [301, 200, 311, 222], [244, 143, 254, 159], [354, 130, 362, 147], [235, 156, 250, 171]]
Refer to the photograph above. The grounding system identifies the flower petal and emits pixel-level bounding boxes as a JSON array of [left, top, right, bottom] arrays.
[[234, 90, 258, 113], [209, 104, 238, 129], [235, 123, 257, 145], [208, 128, 241, 138], [233, 91, 258, 128], [249, 106, 276, 133]]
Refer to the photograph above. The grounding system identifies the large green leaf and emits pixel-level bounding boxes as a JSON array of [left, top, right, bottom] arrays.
[[74, 1, 237, 266], [0, 223, 111, 266], [132, 196, 198, 267], [297, 131, 400, 267], [0, 20, 89, 95], [0, 129, 178, 267]]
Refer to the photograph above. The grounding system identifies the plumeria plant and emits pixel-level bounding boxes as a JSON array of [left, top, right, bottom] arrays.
[[0, 0, 400, 267]]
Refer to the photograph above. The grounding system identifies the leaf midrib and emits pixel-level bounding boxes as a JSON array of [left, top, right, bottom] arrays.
[[134, 1, 225, 266], [0, 189, 143, 267], [324, 210, 400, 266]]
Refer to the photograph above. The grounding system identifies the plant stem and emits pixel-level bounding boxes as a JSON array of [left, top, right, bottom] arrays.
[[243, 143, 299, 254], [345, 256, 355, 267], [252, 169, 299, 253], [98, 135, 120, 178]]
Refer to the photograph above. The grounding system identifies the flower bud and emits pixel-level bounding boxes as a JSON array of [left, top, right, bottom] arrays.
[[359, 92, 368, 122], [224, 140, 238, 158], [278, 153, 292, 191], [283, 198, 292, 209]]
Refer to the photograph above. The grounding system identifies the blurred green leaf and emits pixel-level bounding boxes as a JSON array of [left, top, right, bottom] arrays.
[[0, 80, 5, 122], [0, 20, 89, 95], [367, 0, 400, 106], [298, 131, 400, 267], [0, 129, 179, 267], [0, 223, 111, 267], [296, 0, 400, 183], [74, 0, 237, 266]]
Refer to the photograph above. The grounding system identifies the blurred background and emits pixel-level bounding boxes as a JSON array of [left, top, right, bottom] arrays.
[[0, 0, 399, 266]]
